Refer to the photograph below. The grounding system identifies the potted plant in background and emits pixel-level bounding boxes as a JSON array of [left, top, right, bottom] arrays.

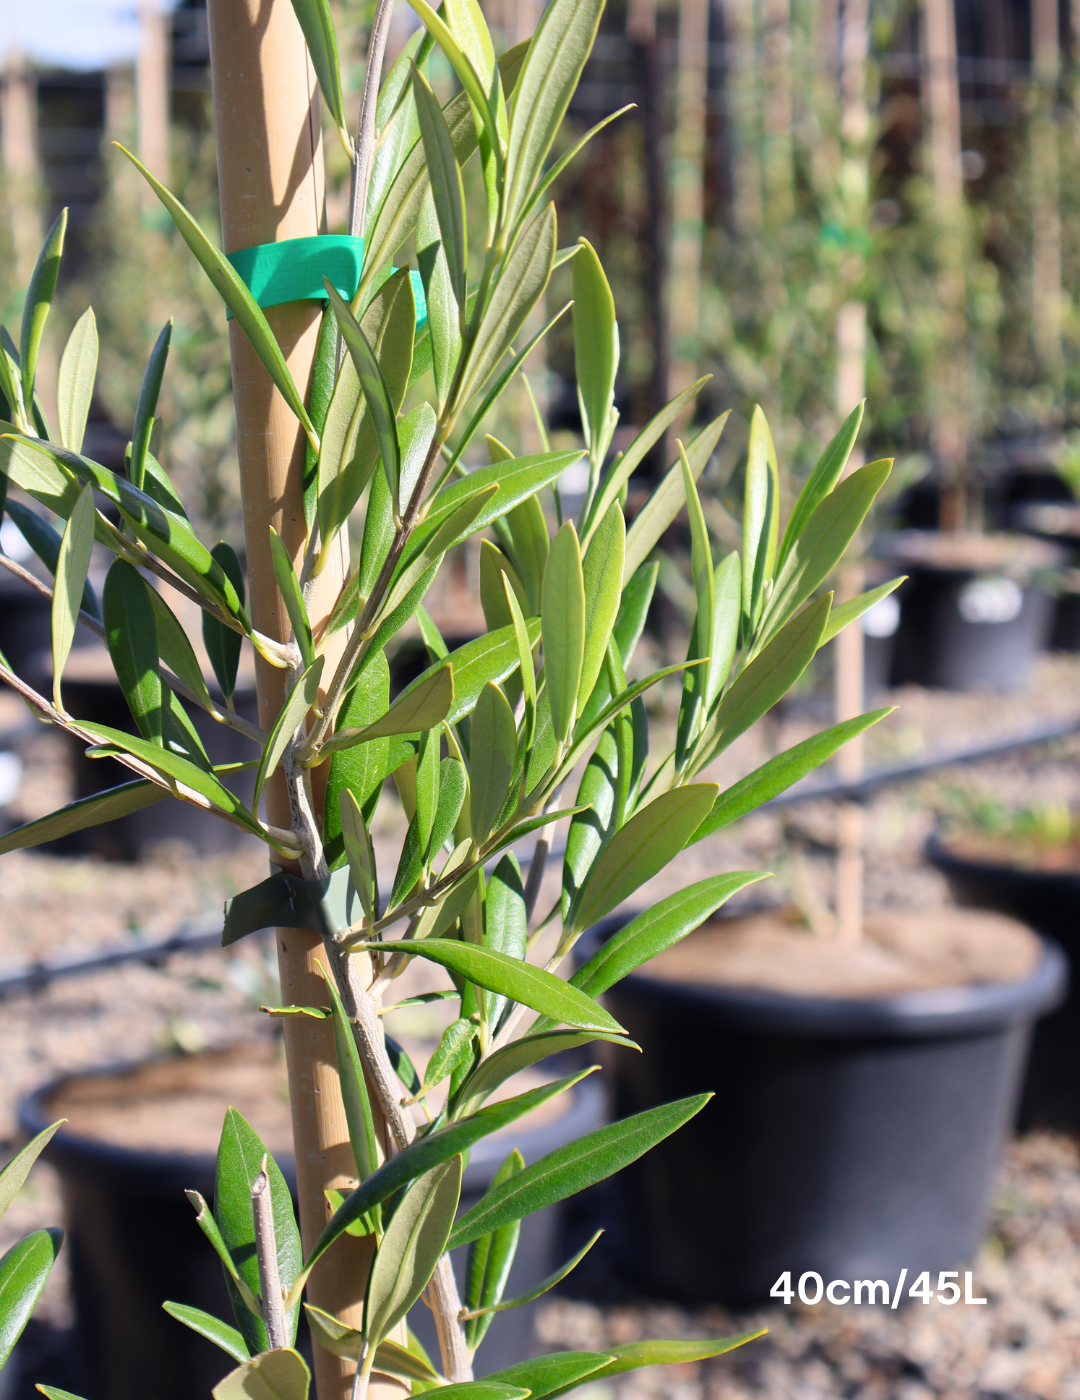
[[927, 789, 1080, 1135], [0, 0, 906, 1398]]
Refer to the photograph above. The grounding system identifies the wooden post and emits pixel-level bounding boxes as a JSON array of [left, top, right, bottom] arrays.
[[1031, 0, 1062, 377], [920, 0, 967, 529], [1, 48, 42, 298], [762, 0, 793, 224], [204, 5, 373, 1398], [667, 0, 709, 403], [834, 300, 866, 944], [137, 0, 171, 202]]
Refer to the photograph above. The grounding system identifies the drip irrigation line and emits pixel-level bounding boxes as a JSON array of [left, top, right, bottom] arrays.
[[0, 714, 1075, 1001], [761, 713, 1080, 812]]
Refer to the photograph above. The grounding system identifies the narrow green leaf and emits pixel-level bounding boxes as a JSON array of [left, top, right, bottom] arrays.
[[691, 594, 831, 774], [0, 1123, 64, 1221], [269, 527, 313, 669], [405, 0, 500, 172], [457, 203, 557, 408], [579, 502, 624, 708], [52, 484, 96, 711], [318, 270, 416, 543], [481, 852, 527, 1029], [455, 1028, 633, 1118], [57, 307, 98, 454], [398, 400, 439, 515], [542, 521, 585, 744], [0, 1230, 63, 1371], [422, 450, 581, 543], [359, 940, 624, 1033], [365, 1156, 462, 1345], [743, 405, 779, 630], [0, 781, 166, 854], [488, 1352, 613, 1399], [704, 551, 741, 712], [551, 1335, 767, 1395], [689, 708, 895, 843], [680, 443, 713, 709], [506, 492, 549, 614], [129, 321, 171, 492], [214, 1109, 302, 1354], [115, 146, 317, 449], [162, 1303, 251, 1364], [562, 725, 618, 925], [146, 588, 217, 715], [302, 1304, 364, 1362], [760, 458, 893, 643], [568, 873, 769, 1004], [776, 401, 864, 572], [394, 620, 541, 729], [417, 1018, 478, 1097], [202, 542, 245, 703], [20, 209, 67, 406], [569, 785, 718, 936], [582, 379, 710, 548], [326, 665, 453, 758], [102, 558, 163, 742], [464, 1149, 523, 1353], [466, 1233, 603, 1320], [448, 1096, 711, 1249], [320, 960, 381, 1181], [212, 1350, 310, 1400], [819, 576, 905, 645], [4, 499, 100, 620], [254, 657, 325, 805], [339, 789, 377, 925], [573, 238, 618, 462], [323, 650, 392, 868], [290, 0, 352, 153], [517, 105, 636, 232], [622, 412, 729, 583], [300, 1071, 595, 1278], [411, 62, 467, 313], [470, 682, 517, 841], [325, 281, 402, 507], [503, 0, 605, 233]]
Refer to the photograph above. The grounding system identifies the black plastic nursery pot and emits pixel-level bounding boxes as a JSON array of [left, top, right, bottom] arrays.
[[19, 1039, 604, 1400], [927, 837, 1080, 1133], [57, 663, 260, 859], [879, 531, 1063, 693], [581, 917, 1065, 1308]]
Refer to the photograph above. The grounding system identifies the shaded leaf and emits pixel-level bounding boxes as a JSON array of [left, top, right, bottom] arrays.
[[51, 484, 96, 711], [253, 657, 325, 805], [202, 542, 245, 703], [0, 781, 166, 854], [102, 558, 163, 743], [56, 307, 98, 454]]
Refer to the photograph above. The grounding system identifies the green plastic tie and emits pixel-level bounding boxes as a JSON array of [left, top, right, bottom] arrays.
[[225, 234, 428, 330]]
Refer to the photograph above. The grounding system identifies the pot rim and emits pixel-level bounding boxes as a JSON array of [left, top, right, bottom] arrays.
[[582, 914, 1068, 1039], [926, 833, 1080, 890], [17, 1041, 606, 1196]]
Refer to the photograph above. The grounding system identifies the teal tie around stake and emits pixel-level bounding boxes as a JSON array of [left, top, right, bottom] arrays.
[[224, 234, 428, 330]]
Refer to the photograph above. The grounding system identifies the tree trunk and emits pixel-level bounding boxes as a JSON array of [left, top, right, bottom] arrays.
[[204, 4, 377, 1397]]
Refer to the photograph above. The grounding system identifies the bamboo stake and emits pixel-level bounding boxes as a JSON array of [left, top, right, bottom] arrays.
[[204, 6, 374, 1398], [919, 0, 967, 529], [1031, 0, 1062, 378]]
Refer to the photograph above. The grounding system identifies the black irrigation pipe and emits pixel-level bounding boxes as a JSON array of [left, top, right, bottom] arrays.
[[762, 713, 1080, 813], [0, 714, 1077, 1002], [0, 922, 227, 1002]]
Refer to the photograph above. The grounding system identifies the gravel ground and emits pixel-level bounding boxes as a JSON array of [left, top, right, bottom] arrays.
[[0, 654, 1079, 1395], [536, 1133, 1080, 1400]]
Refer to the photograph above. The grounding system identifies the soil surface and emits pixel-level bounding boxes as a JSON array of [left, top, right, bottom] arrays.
[[639, 908, 1042, 999]]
